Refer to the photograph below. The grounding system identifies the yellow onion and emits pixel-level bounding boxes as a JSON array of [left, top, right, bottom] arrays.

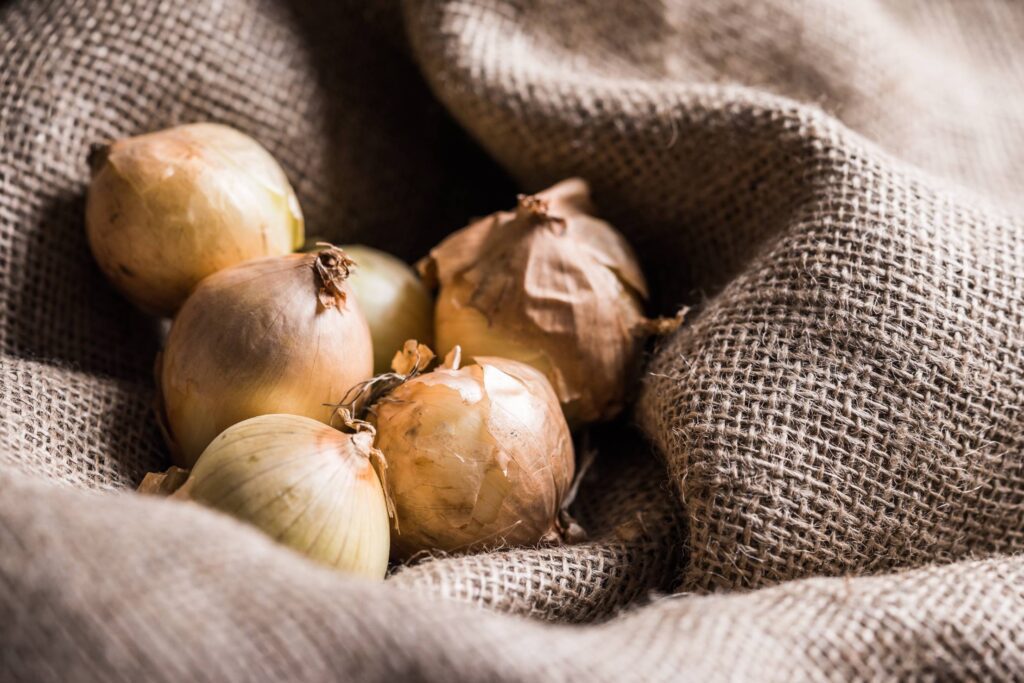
[[86, 123, 304, 316], [159, 246, 373, 467], [422, 178, 648, 426], [341, 245, 433, 374], [372, 348, 574, 558], [180, 414, 391, 579]]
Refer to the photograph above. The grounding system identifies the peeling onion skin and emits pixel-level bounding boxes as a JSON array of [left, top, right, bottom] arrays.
[[373, 356, 574, 559], [160, 249, 373, 467], [426, 178, 648, 426], [86, 123, 304, 316], [341, 245, 434, 374], [185, 415, 390, 579]]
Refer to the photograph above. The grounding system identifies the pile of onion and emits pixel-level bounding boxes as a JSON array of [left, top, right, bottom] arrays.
[[91, 123, 668, 573], [421, 178, 649, 426]]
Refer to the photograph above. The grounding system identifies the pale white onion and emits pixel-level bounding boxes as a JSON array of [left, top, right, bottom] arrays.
[[183, 414, 390, 579]]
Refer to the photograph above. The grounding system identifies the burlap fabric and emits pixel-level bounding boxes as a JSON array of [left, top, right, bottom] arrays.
[[3, 0, 1024, 680]]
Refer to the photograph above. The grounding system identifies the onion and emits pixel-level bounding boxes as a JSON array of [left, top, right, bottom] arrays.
[[341, 245, 433, 374], [371, 348, 574, 558], [180, 414, 391, 579], [158, 246, 373, 467], [86, 123, 304, 316], [422, 178, 649, 426]]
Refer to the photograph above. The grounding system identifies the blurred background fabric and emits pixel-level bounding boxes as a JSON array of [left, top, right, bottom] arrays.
[[2, 1, 1024, 680]]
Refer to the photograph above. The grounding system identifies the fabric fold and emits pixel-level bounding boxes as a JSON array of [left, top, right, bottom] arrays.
[[3, 0, 1024, 679]]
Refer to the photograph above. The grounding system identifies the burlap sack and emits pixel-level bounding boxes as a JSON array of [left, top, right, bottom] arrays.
[[405, 0, 1024, 591], [5, 470, 1024, 681], [3, 0, 1024, 680]]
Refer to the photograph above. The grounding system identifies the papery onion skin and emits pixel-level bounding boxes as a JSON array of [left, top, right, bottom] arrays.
[[86, 123, 304, 316], [426, 178, 648, 426], [160, 249, 373, 467], [341, 245, 433, 374], [372, 355, 574, 559], [185, 414, 390, 579]]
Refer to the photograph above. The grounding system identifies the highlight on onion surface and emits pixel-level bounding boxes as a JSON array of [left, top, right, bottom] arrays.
[[86, 123, 304, 316], [367, 345, 575, 559], [179, 414, 392, 579], [158, 245, 373, 467], [421, 178, 649, 426]]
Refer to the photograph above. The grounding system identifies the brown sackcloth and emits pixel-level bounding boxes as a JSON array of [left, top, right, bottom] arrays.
[[3, 0, 1024, 680]]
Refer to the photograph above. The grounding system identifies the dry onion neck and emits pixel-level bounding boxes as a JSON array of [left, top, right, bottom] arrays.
[[321, 413, 398, 529], [352, 420, 397, 527], [314, 244, 356, 309], [331, 340, 437, 423], [634, 306, 690, 338], [514, 193, 566, 233]]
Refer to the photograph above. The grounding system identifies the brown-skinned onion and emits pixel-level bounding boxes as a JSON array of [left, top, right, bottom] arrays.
[[159, 247, 373, 467], [371, 348, 574, 558], [422, 178, 648, 426]]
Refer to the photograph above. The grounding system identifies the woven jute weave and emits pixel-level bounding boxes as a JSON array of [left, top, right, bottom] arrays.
[[3, 0, 1024, 680]]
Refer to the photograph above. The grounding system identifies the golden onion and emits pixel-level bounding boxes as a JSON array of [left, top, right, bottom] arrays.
[[159, 246, 373, 467], [86, 123, 304, 316], [181, 414, 391, 579], [423, 178, 648, 426], [341, 245, 433, 374], [372, 349, 574, 558]]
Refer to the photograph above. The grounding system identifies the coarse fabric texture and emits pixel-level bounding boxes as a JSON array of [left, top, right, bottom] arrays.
[[5, 471, 1024, 682], [3, 0, 1024, 681]]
